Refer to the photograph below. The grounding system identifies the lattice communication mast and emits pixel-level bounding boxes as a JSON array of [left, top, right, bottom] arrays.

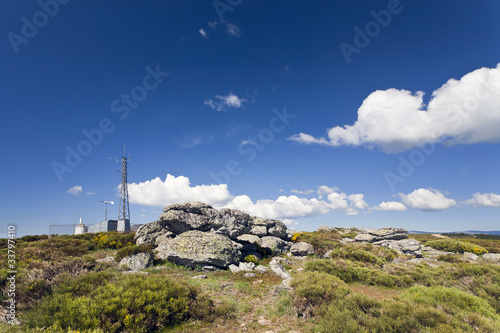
[[111, 146, 131, 231]]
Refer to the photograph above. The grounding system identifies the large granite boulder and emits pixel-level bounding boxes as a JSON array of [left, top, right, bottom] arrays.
[[387, 239, 422, 257], [210, 208, 253, 239], [156, 230, 241, 268], [261, 236, 291, 255], [119, 252, 154, 271], [159, 202, 217, 234], [290, 242, 315, 256], [135, 220, 174, 246], [483, 253, 500, 262]]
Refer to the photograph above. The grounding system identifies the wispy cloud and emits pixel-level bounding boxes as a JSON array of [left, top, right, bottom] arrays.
[[199, 28, 208, 39], [67, 186, 82, 196], [86, 192, 96, 195], [177, 134, 216, 148], [204, 93, 247, 111], [208, 21, 242, 38], [291, 189, 315, 194]]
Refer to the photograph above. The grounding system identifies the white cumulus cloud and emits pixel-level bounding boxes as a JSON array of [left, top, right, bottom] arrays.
[[204, 93, 247, 111], [289, 64, 500, 153], [225, 195, 331, 219], [463, 192, 500, 208], [375, 201, 407, 211], [399, 188, 456, 211], [199, 28, 208, 38], [67, 186, 82, 196], [128, 174, 233, 207]]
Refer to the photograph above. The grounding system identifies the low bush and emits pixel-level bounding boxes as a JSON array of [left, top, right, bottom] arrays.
[[325, 243, 396, 267], [297, 231, 342, 257], [91, 232, 134, 250], [427, 239, 488, 255], [291, 271, 349, 317], [115, 244, 153, 262], [244, 255, 259, 265], [24, 274, 231, 332]]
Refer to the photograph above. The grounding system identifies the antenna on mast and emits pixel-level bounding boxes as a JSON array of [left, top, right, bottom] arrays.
[[109, 145, 131, 232]]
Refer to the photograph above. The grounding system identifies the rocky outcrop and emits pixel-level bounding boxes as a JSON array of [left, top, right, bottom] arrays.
[[135, 201, 300, 268], [354, 227, 407, 243], [156, 230, 241, 268], [119, 252, 154, 271], [290, 242, 315, 256], [354, 227, 421, 257]]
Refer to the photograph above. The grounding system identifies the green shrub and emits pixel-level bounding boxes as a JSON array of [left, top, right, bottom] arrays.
[[115, 244, 153, 262], [291, 271, 349, 317], [24, 274, 229, 332], [427, 239, 488, 255], [325, 243, 396, 267], [297, 231, 342, 257], [244, 255, 259, 265]]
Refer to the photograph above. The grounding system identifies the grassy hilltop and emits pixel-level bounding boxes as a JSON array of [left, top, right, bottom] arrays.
[[1, 230, 500, 332]]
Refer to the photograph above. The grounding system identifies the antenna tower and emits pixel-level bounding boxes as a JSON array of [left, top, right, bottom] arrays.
[[111, 146, 131, 223]]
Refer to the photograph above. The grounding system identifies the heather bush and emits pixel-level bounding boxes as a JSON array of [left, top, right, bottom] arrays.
[[426, 239, 488, 255], [243, 254, 259, 265], [115, 244, 153, 262], [24, 273, 229, 332]]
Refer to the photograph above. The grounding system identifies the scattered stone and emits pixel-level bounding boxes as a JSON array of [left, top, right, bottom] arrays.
[[228, 264, 241, 273], [239, 262, 256, 272], [156, 230, 241, 268], [244, 273, 256, 278], [269, 259, 292, 279], [464, 252, 479, 261], [96, 255, 115, 263], [122, 271, 150, 275], [342, 237, 355, 243], [483, 253, 500, 262], [323, 250, 334, 259], [317, 225, 333, 232], [253, 279, 263, 285], [258, 318, 272, 326], [290, 241, 315, 256], [280, 278, 293, 290], [192, 274, 208, 279], [119, 252, 154, 271], [202, 265, 217, 271], [255, 265, 270, 273]]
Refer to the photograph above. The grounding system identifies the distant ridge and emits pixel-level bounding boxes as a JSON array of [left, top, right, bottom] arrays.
[[409, 230, 500, 236]]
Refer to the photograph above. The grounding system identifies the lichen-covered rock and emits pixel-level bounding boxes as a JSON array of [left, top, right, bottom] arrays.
[[483, 253, 500, 262], [249, 217, 269, 236], [211, 208, 253, 239], [237, 234, 262, 246], [255, 265, 270, 273], [464, 252, 479, 261], [239, 262, 255, 272], [354, 227, 408, 243], [268, 220, 288, 239], [135, 220, 174, 245], [290, 242, 315, 256], [388, 239, 422, 257], [354, 234, 377, 242], [159, 202, 216, 234], [156, 230, 241, 268], [261, 236, 291, 255], [119, 252, 154, 271]]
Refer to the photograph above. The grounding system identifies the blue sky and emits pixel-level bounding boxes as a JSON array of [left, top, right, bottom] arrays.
[[1, 0, 500, 237]]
